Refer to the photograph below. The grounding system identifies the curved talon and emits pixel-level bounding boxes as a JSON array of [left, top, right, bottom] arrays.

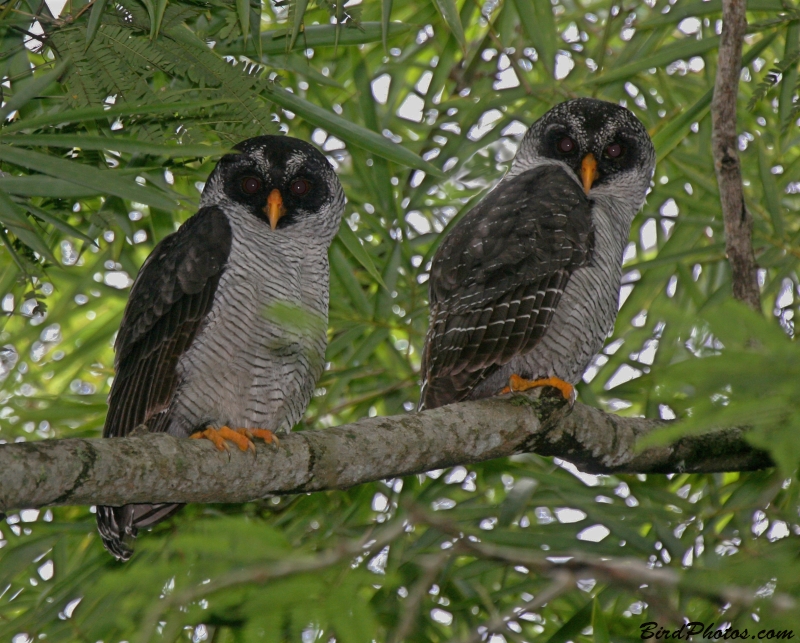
[[501, 374, 576, 404], [244, 428, 279, 445]]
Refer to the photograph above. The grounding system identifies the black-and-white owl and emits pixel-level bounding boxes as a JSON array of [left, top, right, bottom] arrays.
[[97, 135, 345, 560], [420, 98, 655, 410]]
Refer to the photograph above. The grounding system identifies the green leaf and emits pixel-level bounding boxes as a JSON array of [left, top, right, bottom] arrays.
[[20, 202, 97, 246], [0, 145, 178, 210], [0, 60, 67, 122], [250, 22, 413, 55], [0, 188, 57, 263], [381, 0, 392, 51], [588, 36, 720, 85], [638, 0, 784, 30], [152, 0, 169, 39], [432, 0, 467, 51], [652, 89, 712, 163], [4, 135, 229, 158], [0, 175, 101, 197], [498, 477, 537, 527], [513, 0, 557, 74], [237, 0, 251, 43], [289, 0, 310, 50], [591, 598, 610, 643], [757, 139, 783, 237], [262, 86, 445, 177], [3, 99, 230, 134], [336, 220, 388, 290], [85, 0, 110, 48]]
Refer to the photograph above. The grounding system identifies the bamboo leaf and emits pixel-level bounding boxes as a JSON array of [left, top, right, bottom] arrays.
[[263, 86, 445, 177], [588, 36, 720, 85], [0, 146, 178, 210], [0, 176, 101, 198], [237, 0, 250, 43], [244, 21, 413, 56], [0, 60, 67, 122], [432, 0, 467, 51], [381, 0, 392, 51], [757, 139, 783, 237], [4, 135, 229, 158], [289, 0, 310, 50], [3, 99, 230, 134], [85, 0, 110, 48], [513, 0, 557, 74], [152, 0, 169, 39], [336, 221, 388, 290], [0, 188, 57, 263], [591, 599, 610, 643], [20, 202, 97, 246]]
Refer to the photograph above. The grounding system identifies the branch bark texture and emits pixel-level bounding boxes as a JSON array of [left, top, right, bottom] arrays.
[[0, 394, 772, 512], [712, 0, 761, 311]]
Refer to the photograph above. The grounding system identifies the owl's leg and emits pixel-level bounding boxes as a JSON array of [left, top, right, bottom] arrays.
[[191, 427, 278, 452], [501, 374, 575, 403]]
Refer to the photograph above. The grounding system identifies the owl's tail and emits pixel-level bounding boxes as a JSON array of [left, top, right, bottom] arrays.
[[96, 503, 183, 561]]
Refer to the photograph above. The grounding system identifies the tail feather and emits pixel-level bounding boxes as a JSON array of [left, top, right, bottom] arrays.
[[96, 503, 184, 561]]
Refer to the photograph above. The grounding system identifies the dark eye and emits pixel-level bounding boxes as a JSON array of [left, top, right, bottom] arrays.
[[606, 143, 623, 158], [558, 136, 576, 153], [290, 178, 311, 196], [242, 177, 261, 194]]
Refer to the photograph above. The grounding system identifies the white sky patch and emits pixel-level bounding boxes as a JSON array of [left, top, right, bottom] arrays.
[[406, 211, 431, 234], [398, 93, 424, 122], [556, 458, 600, 486], [415, 70, 433, 95], [678, 17, 701, 35], [38, 560, 54, 581], [577, 524, 610, 542], [371, 74, 391, 104], [554, 507, 587, 524], [554, 51, 574, 80], [561, 22, 580, 43], [24, 21, 45, 51], [660, 198, 679, 217], [494, 67, 519, 90], [431, 608, 453, 625], [45, 0, 68, 17], [640, 218, 658, 251], [104, 271, 133, 289], [468, 109, 503, 141], [501, 120, 527, 137], [604, 364, 643, 389]]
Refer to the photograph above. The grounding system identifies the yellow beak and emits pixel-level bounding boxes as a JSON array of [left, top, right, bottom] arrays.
[[265, 189, 285, 230], [580, 154, 599, 194]]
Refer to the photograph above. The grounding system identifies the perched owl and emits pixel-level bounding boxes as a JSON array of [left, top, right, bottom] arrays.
[[97, 135, 345, 560], [419, 98, 655, 410]]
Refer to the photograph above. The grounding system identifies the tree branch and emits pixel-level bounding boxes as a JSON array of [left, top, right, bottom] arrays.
[[0, 393, 772, 512], [712, 0, 761, 311]]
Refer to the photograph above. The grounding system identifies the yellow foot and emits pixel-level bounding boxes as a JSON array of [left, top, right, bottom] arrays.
[[500, 374, 575, 403], [191, 426, 278, 452]]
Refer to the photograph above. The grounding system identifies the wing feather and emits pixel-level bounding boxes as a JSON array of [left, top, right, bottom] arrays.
[[98, 206, 232, 560], [420, 166, 594, 410]]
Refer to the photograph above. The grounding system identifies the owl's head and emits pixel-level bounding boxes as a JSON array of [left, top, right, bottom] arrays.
[[513, 98, 655, 215], [202, 135, 344, 240]]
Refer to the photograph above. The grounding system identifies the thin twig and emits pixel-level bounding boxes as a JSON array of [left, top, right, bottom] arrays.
[[389, 552, 449, 643]]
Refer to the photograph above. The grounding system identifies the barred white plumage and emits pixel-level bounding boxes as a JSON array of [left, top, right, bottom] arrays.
[[97, 135, 344, 560], [419, 98, 655, 411]]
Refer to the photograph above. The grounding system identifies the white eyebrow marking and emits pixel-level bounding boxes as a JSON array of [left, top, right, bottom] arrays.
[[285, 151, 308, 174]]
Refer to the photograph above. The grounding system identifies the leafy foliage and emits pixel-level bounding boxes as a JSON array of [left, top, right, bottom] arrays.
[[1, 0, 800, 640]]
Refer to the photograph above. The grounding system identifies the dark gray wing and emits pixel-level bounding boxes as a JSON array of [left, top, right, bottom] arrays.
[[419, 166, 594, 410], [97, 205, 231, 561], [103, 205, 232, 438]]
